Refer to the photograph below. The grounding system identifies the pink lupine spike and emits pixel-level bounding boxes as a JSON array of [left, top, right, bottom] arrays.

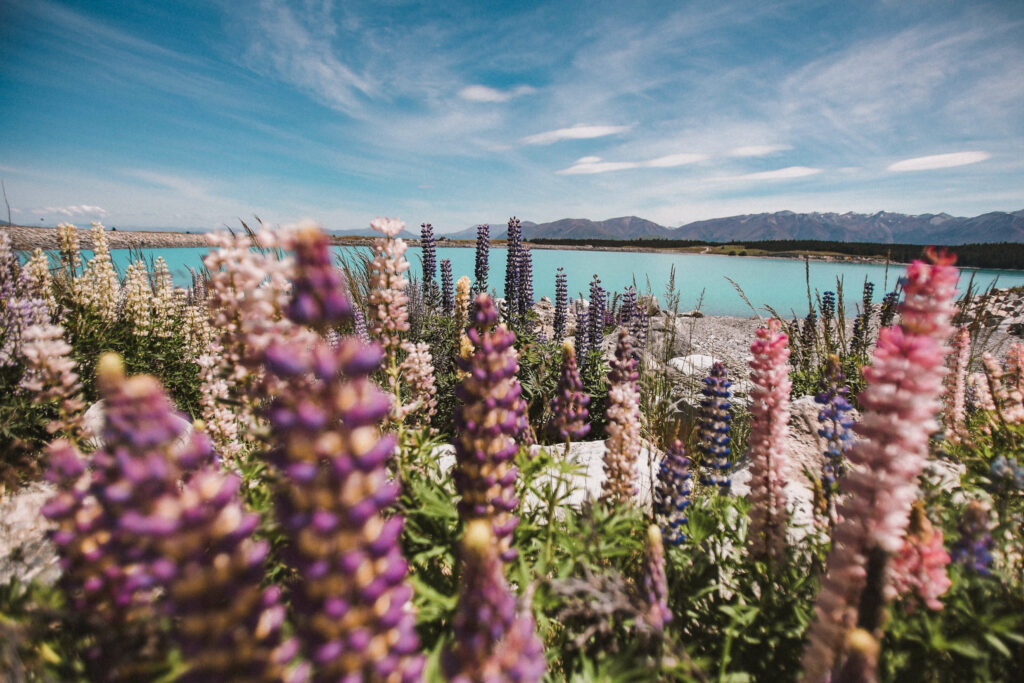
[[747, 318, 792, 565], [801, 249, 958, 683]]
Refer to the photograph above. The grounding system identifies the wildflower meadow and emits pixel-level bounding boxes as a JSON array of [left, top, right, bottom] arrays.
[[1, 217, 1023, 682]]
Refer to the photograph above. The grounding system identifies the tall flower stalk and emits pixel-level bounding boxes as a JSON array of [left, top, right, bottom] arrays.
[[747, 318, 792, 565], [420, 222, 438, 306], [587, 275, 606, 353], [441, 257, 454, 315], [263, 225, 423, 681], [816, 354, 854, 525], [454, 275, 472, 330], [368, 217, 412, 418], [653, 440, 691, 545], [801, 249, 959, 682], [504, 217, 522, 327], [697, 362, 733, 494], [553, 267, 568, 340], [602, 330, 641, 505], [549, 339, 590, 446], [944, 326, 970, 442], [453, 294, 527, 558], [473, 224, 489, 297], [441, 520, 545, 682]]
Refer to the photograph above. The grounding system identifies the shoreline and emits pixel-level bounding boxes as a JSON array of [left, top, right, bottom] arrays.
[[2, 224, 902, 267]]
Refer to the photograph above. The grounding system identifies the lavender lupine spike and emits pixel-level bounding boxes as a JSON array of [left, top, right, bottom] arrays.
[[420, 222, 438, 305], [264, 226, 423, 681], [951, 499, 994, 575], [801, 249, 959, 683], [653, 440, 691, 545], [619, 287, 637, 328], [878, 290, 898, 328], [747, 318, 792, 565], [587, 275, 606, 353], [944, 326, 970, 443], [642, 525, 672, 633], [504, 217, 522, 326], [549, 340, 590, 443], [1, 296, 48, 367], [441, 258, 454, 315], [602, 330, 641, 505], [698, 362, 733, 494], [473, 224, 490, 297], [453, 294, 527, 558], [352, 305, 371, 345], [573, 299, 590, 363], [553, 268, 568, 341], [815, 354, 854, 524], [441, 520, 546, 683], [19, 324, 86, 438]]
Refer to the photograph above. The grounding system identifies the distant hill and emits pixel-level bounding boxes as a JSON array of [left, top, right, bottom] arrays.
[[441, 210, 1024, 244]]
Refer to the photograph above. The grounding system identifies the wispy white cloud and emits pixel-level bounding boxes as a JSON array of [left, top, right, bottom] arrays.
[[729, 144, 791, 157], [32, 204, 107, 217], [887, 151, 991, 172], [557, 152, 707, 175], [522, 124, 632, 145], [458, 84, 536, 102], [716, 166, 822, 181]]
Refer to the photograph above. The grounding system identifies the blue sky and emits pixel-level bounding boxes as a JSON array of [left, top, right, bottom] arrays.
[[1, 0, 1022, 233]]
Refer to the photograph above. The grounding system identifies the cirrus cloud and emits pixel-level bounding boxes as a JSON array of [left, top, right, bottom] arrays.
[[728, 144, 792, 157], [887, 151, 991, 172], [32, 204, 108, 217], [557, 152, 707, 175], [521, 124, 632, 145], [716, 166, 822, 181], [458, 84, 536, 102]]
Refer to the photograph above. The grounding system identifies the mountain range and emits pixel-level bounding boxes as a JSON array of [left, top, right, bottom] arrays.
[[441, 210, 1024, 245]]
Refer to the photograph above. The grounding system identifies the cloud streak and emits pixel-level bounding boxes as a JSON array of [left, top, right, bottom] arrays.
[[729, 144, 791, 157], [458, 84, 536, 102], [716, 166, 822, 181], [522, 124, 632, 145], [887, 151, 991, 172], [32, 205, 107, 217], [557, 153, 707, 175]]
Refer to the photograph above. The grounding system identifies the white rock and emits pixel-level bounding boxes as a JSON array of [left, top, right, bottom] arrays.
[[667, 354, 719, 375], [0, 482, 61, 586], [83, 400, 195, 453]]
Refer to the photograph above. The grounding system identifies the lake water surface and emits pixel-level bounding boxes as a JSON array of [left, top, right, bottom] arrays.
[[98, 246, 1024, 318]]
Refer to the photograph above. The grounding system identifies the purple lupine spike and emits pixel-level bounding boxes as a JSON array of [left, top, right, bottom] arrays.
[[619, 287, 637, 328], [504, 217, 522, 326], [453, 294, 527, 559], [602, 330, 641, 505], [816, 354, 855, 523], [473, 224, 490, 297], [574, 299, 590, 365], [441, 520, 546, 683], [587, 275, 606, 353], [698, 362, 733, 494], [549, 340, 590, 442], [642, 525, 672, 633], [265, 226, 423, 681], [441, 258, 454, 315], [287, 225, 351, 328], [420, 222, 438, 305], [0, 296, 48, 367], [653, 440, 691, 545], [951, 499, 994, 575], [553, 268, 568, 341]]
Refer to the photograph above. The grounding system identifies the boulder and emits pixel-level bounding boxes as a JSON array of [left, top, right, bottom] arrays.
[[667, 354, 719, 376], [83, 400, 194, 453], [0, 482, 61, 586]]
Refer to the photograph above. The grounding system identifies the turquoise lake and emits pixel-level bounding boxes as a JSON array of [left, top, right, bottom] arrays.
[[92, 246, 1024, 318]]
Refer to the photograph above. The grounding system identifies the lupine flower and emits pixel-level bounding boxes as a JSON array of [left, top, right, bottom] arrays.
[[396, 340, 439, 426], [801, 249, 959, 683], [944, 326, 970, 442], [573, 299, 590, 364], [878, 290, 898, 328], [951, 499, 994, 575], [441, 258, 454, 315], [264, 225, 423, 681], [122, 261, 154, 337], [642, 525, 672, 633], [653, 440, 691, 545], [181, 301, 213, 361], [75, 222, 120, 320], [697, 362, 733, 494], [548, 339, 590, 442], [151, 256, 178, 337], [369, 217, 412, 368], [57, 221, 82, 277], [553, 268, 568, 340], [454, 275, 472, 330], [20, 248, 57, 315], [816, 355, 855, 522], [602, 330, 641, 505], [821, 290, 836, 343], [989, 455, 1024, 491], [441, 520, 545, 683], [473, 224, 489, 297], [889, 502, 951, 612], [504, 217, 522, 326], [619, 287, 636, 328], [587, 275, 606, 353], [799, 312, 818, 373], [420, 222, 438, 305], [747, 318, 792, 565], [18, 324, 85, 437], [453, 294, 527, 558], [0, 296, 48, 367], [0, 231, 17, 303], [352, 304, 371, 345]]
